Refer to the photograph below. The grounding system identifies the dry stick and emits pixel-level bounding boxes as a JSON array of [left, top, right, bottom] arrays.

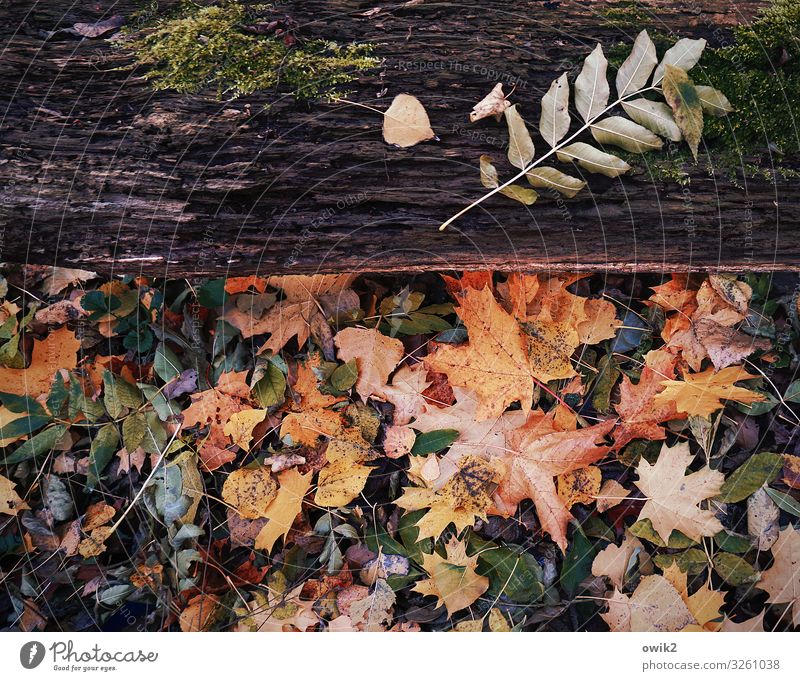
[[439, 86, 660, 231]]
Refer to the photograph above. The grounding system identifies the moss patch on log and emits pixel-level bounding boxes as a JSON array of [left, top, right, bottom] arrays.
[[605, 0, 799, 182], [696, 0, 799, 156], [117, 1, 378, 100]]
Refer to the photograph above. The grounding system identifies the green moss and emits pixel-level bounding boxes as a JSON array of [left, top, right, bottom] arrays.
[[606, 0, 800, 181], [117, 2, 378, 100], [599, 1, 653, 31], [695, 0, 800, 156]]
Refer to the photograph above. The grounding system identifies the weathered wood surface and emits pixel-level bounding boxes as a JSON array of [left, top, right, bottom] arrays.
[[0, 0, 796, 276]]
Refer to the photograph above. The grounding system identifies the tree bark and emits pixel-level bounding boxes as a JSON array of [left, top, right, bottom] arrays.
[[0, 0, 796, 277]]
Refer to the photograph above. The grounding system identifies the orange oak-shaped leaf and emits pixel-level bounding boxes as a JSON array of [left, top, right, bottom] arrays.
[[614, 349, 682, 449], [653, 365, 766, 418], [414, 537, 489, 616], [494, 410, 614, 551], [0, 326, 81, 398], [424, 285, 535, 420], [254, 468, 312, 553], [333, 327, 404, 403], [634, 441, 724, 543], [758, 526, 800, 628]]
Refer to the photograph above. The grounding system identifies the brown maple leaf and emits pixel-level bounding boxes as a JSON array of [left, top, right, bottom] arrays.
[[223, 274, 355, 355], [333, 326, 404, 403], [180, 370, 252, 470], [0, 326, 81, 398]]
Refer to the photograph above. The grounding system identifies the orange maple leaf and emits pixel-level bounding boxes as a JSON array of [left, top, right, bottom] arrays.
[[0, 326, 81, 398], [424, 285, 537, 420], [493, 409, 614, 551], [613, 349, 682, 450]]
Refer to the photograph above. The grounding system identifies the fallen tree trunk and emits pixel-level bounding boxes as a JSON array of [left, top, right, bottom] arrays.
[[1, 0, 797, 276]]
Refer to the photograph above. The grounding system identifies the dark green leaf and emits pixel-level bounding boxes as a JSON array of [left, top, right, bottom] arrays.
[[87, 423, 120, 489], [330, 360, 358, 392], [713, 552, 760, 586], [560, 526, 595, 597], [197, 279, 226, 308], [411, 429, 459, 455], [252, 362, 286, 408], [1, 425, 68, 465], [765, 487, 800, 517], [717, 452, 784, 503]]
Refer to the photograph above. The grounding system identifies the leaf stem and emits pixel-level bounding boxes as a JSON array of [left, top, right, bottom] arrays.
[[439, 86, 658, 231]]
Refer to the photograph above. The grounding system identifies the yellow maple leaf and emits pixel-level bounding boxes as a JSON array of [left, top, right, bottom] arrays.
[[414, 537, 489, 617], [396, 455, 502, 539], [653, 365, 766, 418], [223, 408, 267, 451], [0, 474, 29, 516], [255, 468, 312, 552], [314, 439, 373, 507], [424, 285, 535, 420]]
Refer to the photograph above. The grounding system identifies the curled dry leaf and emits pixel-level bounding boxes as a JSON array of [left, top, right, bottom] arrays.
[[469, 83, 511, 122]]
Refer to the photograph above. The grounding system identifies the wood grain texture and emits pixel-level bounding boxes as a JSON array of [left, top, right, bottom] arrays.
[[0, 0, 796, 276]]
